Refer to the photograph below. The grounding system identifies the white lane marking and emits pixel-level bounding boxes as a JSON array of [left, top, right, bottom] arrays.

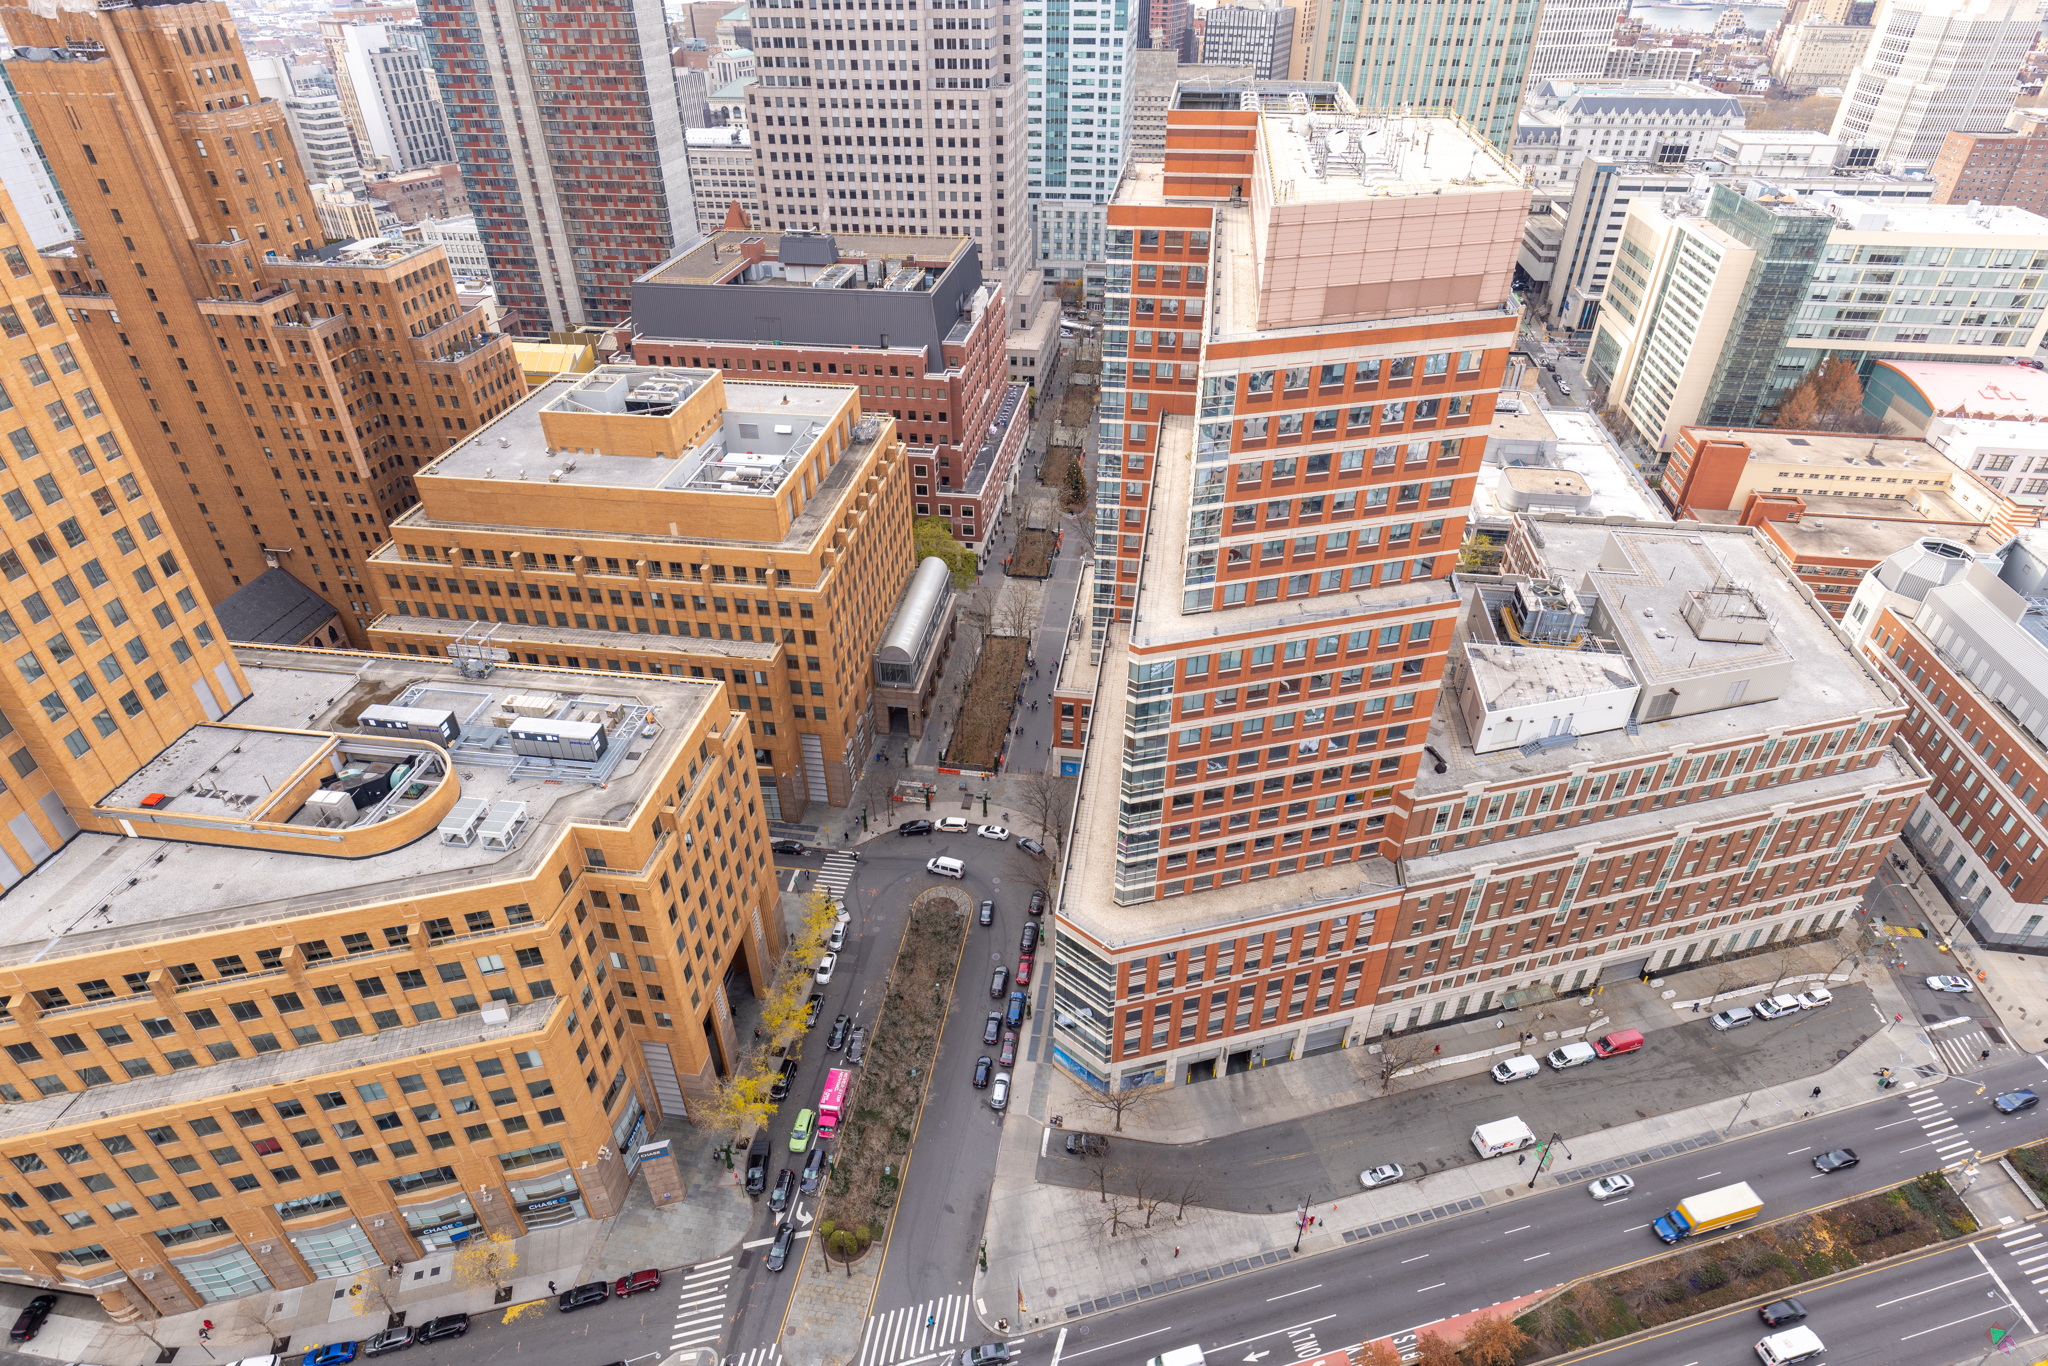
[[1060, 1328, 1177, 1361], [1265, 1286, 1322, 1303], [1416, 1283, 1446, 1292], [1400, 1254, 1431, 1264], [1502, 1225, 1532, 1234], [1873, 1272, 1995, 1307], [1973, 1240, 2041, 1335], [1524, 1253, 1551, 1262]]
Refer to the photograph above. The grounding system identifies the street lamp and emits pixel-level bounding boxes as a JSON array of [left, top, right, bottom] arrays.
[[1292, 1198, 1309, 1252]]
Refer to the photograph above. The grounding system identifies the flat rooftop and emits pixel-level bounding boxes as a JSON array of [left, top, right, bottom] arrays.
[[1415, 519, 1896, 799], [0, 650, 724, 967], [638, 229, 969, 289], [1466, 642, 1639, 711], [1819, 197, 2048, 236], [1881, 360, 2048, 418], [298, 237, 443, 269], [1689, 427, 1949, 474], [1259, 107, 1523, 207], [1765, 512, 1991, 562]]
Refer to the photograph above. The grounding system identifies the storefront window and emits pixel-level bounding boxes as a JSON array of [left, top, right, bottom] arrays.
[[174, 1244, 273, 1303], [510, 1172, 585, 1230], [402, 1195, 480, 1250]]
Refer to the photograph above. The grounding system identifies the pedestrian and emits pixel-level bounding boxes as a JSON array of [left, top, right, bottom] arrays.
[[1811, 1086, 1821, 1098], [1173, 1247, 1180, 1259], [1432, 1044, 1440, 1056], [1982, 1049, 1992, 1061], [1518, 1153, 1526, 1165], [548, 1281, 557, 1294], [1692, 1000, 1700, 1013]]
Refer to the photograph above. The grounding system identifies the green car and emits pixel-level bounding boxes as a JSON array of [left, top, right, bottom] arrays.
[[789, 1107, 815, 1152]]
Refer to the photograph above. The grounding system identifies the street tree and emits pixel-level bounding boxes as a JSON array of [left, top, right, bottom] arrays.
[[1081, 1145, 1120, 1204], [914, 515, 978, 588], [1073, 1077, 1161, 1134], [1459, 1313, 1532, 1366], [1411, 1331, 1462, 1366], [1371, 1033, 1435, 1095], [1095, 1191, 1141, 1240], [1015, 770, 1078, 870], [452, 1231, 518, 1299], [996, 585, 1038, 640], [1353, 1342, 1404, 1366]]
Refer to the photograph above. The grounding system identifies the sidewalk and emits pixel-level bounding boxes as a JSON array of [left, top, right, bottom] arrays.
[[975, 958, 1951, 1334], [1883, 867, 2048, 1047]]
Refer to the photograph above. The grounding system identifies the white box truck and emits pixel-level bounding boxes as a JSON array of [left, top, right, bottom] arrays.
[[1145, 1348, 1205, 1366], [1471, 1117, 1537, 1157]]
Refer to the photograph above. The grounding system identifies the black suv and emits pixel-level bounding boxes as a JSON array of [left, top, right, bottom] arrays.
[[556, 1282, 609, 1312], [899, 819, 933, 836], [744, 1135, 771, 1194], [7, 1295, 55, 1344], [769, 1057, 800, 1101], [770, 1167, 798, 1213]]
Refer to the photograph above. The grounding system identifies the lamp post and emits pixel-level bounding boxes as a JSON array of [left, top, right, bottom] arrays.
[[1292, 1198, 1309, 1252]]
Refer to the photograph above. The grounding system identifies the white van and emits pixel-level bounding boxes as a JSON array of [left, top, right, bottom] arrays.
[[1547, 1041, 1597, 1070], [926, 856, 966, 879], [1490, 1054, 1540, 1083], [1471, 1117, 1537, 1157], [1145, 1347, 1205, 1366], [1754, 1326, 1824, 1365]]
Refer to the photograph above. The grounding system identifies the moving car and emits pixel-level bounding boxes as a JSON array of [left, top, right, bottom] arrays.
[[744, 1136, 771, 1194], [417, 1315, 469, 1343], [801, 1144, 829, 1193], [771, 839, 807, 856], [7, 1296, 56, 1345], [979, 899, 995, 926], [767, 1224, 796, 1272], [927, 856, 966, 879], [1758, 1299, 1807, 1328], [989, 1071, 1011, 1110], [1359, 1164, 1404, 1189], [1927, 974, 1976, 993], [1995, 1089, 2041, 1114], [770, 1057, 800, 1101], [1557, 381, 1572, 396], [1794, 986, 1834, 1010], [1588, 1174, 1636, 1200], [815, 953, 838, 985], [999, 1030, 1018, 1066], [363, 1326, 414, 1356], [1016, 952, 1034, 986], [983, 1011, 1003, 1045], [789, 1108, 815, 1152], [899, 819, 934, 836], [1018, 838, 1046, 857], [614, 1268, 662, 1297], [770, 1167, 797, 1213], [990, 966, 1009, 998], [557, 1282, 609, 1312], [1812, 1147, 1859, 1173], [828, 1014, 852, 1050], [977, 825, 1010, 841], [1028, 889, 1047, 914], [962, 1346, 1013, 1366], [973, 1055, 993, 1088], [936, 817, 970, 833], [306, 1345, 358, 1366]]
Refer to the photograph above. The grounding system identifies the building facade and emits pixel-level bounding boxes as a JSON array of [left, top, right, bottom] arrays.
[[1198, 3, 1295, 81], [366, 365, 919, 820], [364, 164, 471, 224], [251, 56, 368, 197], [1771, 14, 1873, 95], [1524, 0, 1627, 82], [1831, 0, 2040, 169], [1024, 0, 1138, 290], [1931, 110, 2048, 215], [1512, 80, 1745, 188], [1292, 0, 1541, 154], [1602, 43, 1698, 83], [420, 0, 696, 333], [684, 127, 764, 236], [337, 24, 457, 174]]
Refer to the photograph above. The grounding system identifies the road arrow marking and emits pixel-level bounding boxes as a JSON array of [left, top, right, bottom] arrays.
[[1244, 1353, 1270, 1361]]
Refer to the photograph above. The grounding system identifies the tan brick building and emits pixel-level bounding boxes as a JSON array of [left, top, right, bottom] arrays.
[[0, 2, 513, 646], [364, 365, 919, 820]]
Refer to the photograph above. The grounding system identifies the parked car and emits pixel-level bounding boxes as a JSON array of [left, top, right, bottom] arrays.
[[613, 1268, 662, 1298], [899, 819, 934, 836], [418, 1315, 469, 1343], [8, 1297, 55, 1345], [1016, 952, 1034, 986], [1794, 986, 1834, 1010], [1709, 1006, 1754, 1031], [363, 1326, 415, 1356], [1028, 889, 1047, 914], [1588, 1174, 1636, 1200], [557, 1282, 609, 1312], [828, 1014, 852, 1050], [1995, 1090, 2041, 1114], [770, 1057, 800, 1101], [1065, 1132, 1107, 1157], [1754, 994, 1803, 1020], [815, 953, 838, 985], [744, 1136, 771, 1194], [770, 1167, 797, 1213], [962, 1346, 1013, 1366], [789, 1108, 815, 1152], [771, 839, 807, 856], [1813, 1148, 1860, 1173], [1927, 975, 1976, 993], [978, 825, 1010, 841], [936, 817, 970, 833], [801, 1144, 830, 1193], [973, 1055, 993, 1088], [999, 1030, 1018, 1066], [979, 899, 995, 926], [828, 917, 848, 951], [1758, 1299, 1807, 1328], [989, 1071, 1011, 1110], [1018, 838, 1046, 857], [305, 1345, 358, 1366], [1006, 990, 1026, 1028], [990, 965, 1009, 998], [847, 1026, 869, 1064], [805, 992, 826, 1028], [1359, 1164, 1404, 1189], [983, 1011, 1003, 1045], [767, 1224, 796, 1272], [1021, 922, 1040, 953]]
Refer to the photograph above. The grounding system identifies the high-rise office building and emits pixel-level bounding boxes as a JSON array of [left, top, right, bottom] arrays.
[[1293, 0, 1541, 152], [1198, 2, 1296, 81], [1524, 0, 1627, 82], [1024, 0, 1139, 294], [251, 56, 368, 196], [335, 23, 457, 173], [1832, 0, 2040, 168], [1045, 79, 1923, 1090], [0, 2, 517, 643], [317, 0, 421, 162], [420, 0, 696, 333], [0, 65, 70, 252]]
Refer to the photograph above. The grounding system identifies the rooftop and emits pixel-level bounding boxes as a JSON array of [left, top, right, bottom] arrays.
[[638, 229, 969, 290], [294, 236, 443, 269], [1488, 408, 1670, 521], [0, 649, 723, 966], [1687, 426, 1950, 473], [1878, 360, 2048, 420], [1816, 196, 2048, 236], [1256, 105, 1524, 206], [1763, 511, 1992, 562], [213, 568, 339, 645]]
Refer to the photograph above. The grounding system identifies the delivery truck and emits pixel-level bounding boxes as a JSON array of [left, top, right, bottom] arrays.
[[1652, 1181, 1762, 1243], [1470, 1117, 1538, 1158]]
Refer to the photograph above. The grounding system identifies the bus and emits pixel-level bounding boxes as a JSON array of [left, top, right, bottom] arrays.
[[817, 1068, 852, 1141]]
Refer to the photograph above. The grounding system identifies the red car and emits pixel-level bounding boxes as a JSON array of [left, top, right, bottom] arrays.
[[1016, 952, 1034, 986], [614, 1268, 661, 1297]]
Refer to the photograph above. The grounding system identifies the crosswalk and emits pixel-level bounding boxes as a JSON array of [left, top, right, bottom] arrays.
[[669, 1256, 735, 1354], [815, 852, 859, 902], [1994, 1221, 2048, 1304], [1930, 1022, 2005, 1075], [1904, 1087, 1977, 1172], [857, 1293, 972, 1366], [729, 1347, 784, 1366]]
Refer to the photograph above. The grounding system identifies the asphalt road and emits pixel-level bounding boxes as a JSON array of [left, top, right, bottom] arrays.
[[1009, 1051, 2048, 1366], [1038, 986, 1883, 1212]]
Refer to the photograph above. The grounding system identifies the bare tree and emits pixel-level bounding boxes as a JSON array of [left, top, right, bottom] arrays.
[[1095, 1191, 1142, 1240], [1164, 1164, 1211, 1222], [1371, 1034, 1435, 1095], [955, 578, 996, 645], [996, 586, 1038, 640], [1080, 1144, 1120, 1204], [1072, 1077, 1161, 1134], [1016, 771, 1078, 870]]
